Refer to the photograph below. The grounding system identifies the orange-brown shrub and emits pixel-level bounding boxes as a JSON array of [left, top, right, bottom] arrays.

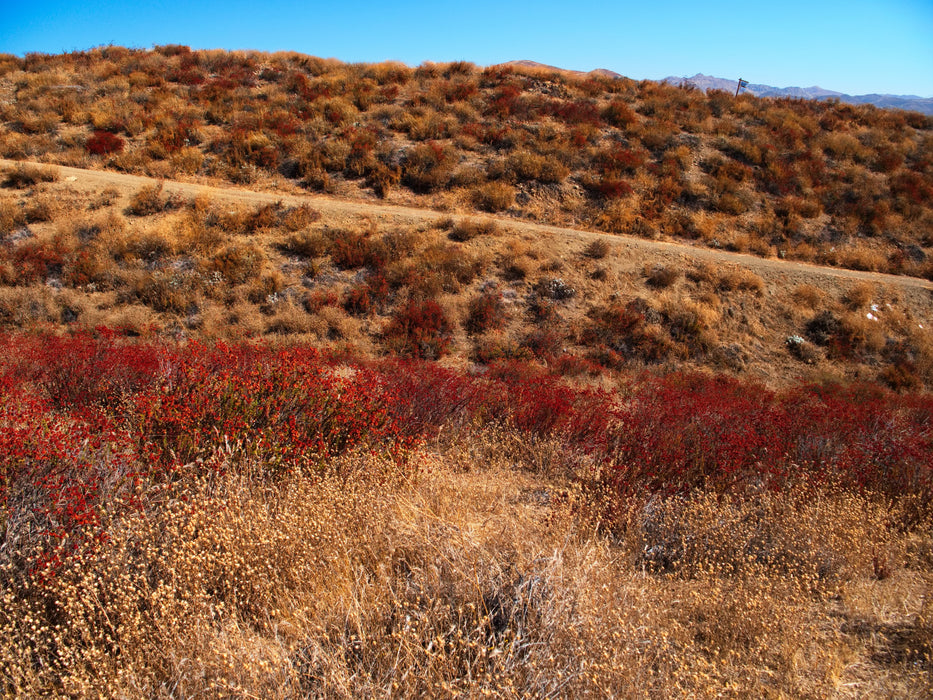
[[601, 100, 637, 129], [472, 181, 515, 212], [447, 218, 498, 242], [505, 151, 569, 184], [582, 238, 611, 259], [2, 163, 59, 188], [464, 290, 508, 335], [791, 284, 824, 309], [401, 142, 453, 193], [207, 243, 264, 284], [278, 230, 329, 259], [125, 183, 170, 217], [122, 271, 199, 313], [645, 265, 679, 289], [0, 196, 25, 235]]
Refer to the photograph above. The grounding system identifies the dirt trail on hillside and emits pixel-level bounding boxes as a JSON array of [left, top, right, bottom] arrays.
[[5, 159, 932, 299]]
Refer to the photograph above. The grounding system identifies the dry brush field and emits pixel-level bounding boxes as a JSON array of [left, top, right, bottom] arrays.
[[0, 46, 932, 697]]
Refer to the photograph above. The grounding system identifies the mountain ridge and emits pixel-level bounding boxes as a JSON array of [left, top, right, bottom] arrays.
[[499, 62, 933, 114], [664, 73, 933, 114]]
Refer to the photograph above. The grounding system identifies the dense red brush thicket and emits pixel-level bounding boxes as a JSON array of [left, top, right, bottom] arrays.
[[1, 332, 930, 574], [604, 373, 932, 500], [85, 130, 125, 155]]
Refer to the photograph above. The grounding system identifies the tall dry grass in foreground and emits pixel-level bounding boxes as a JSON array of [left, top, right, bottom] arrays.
[[0, 333, 930, 696], [2, 434, 930, 697]]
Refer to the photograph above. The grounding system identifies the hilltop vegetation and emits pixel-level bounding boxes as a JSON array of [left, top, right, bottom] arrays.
[[0, 45, 931, 279]]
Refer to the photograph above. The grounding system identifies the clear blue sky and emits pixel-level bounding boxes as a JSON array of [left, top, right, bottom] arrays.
[[2, 0, 931, 97]]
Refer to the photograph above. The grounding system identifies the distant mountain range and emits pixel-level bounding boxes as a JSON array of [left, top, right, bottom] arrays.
[[663, 73, 933, 115], [500, 62, 933, 115]]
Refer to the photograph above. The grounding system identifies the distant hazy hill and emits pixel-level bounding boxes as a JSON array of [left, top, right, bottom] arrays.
[[664, 73, 933, 115], [503, 60, 623, 80], [502, 63, 932, 115]]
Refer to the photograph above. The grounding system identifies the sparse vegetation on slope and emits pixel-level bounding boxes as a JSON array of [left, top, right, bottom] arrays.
[[1, 167, 931, 389]]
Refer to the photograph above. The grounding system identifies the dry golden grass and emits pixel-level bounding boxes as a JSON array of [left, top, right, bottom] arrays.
[[843, 280, 877, 310], [644, 263, 680, 289], [1, 431, 930, 697], [472, 181, 515, 213], [792, 283, 826, 309], [0, 194, 23, 235], [687, 260, 765, 295], [125, 182, 171, 217], [0, 285, 59, 324]]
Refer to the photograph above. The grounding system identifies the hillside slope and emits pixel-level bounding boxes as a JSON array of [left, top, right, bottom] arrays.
[[1, 47, 932, 699], [2, 159, 931, 389], [1, 46, 931, 281]]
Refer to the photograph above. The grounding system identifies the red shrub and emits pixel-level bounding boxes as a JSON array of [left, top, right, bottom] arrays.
[[445, 80, 478, 102], [598, 373, 933, 504], [488, 83, 525, 118], [86, 130, 125, 155], [343, 284, 373, 315], [151, 118, 200, 153], [550, 353, 602, 377], [343, 274, 388, 316], [25, 331, 164, 409], [267, 112, 301, 137], [570, 127, 592, 148], [521, 328, 563, 359], [383, 300, 453, 359], [401, 141, 452, 193], [330, 229, 387, 270], [890, 171, 933, 209], [1, 328, 930, 582], [297, 76, 332, 102], [597, 146, 647, 176], [604, 374, 780, 494], [167, 67, 205, 85], [375, 359, 482, 436], [134, 344, 413, 469], [303, 290, 340, 312], [13, 239, 68, 283], [548, 99, 601, 126], [590, 178, 634, 199]]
